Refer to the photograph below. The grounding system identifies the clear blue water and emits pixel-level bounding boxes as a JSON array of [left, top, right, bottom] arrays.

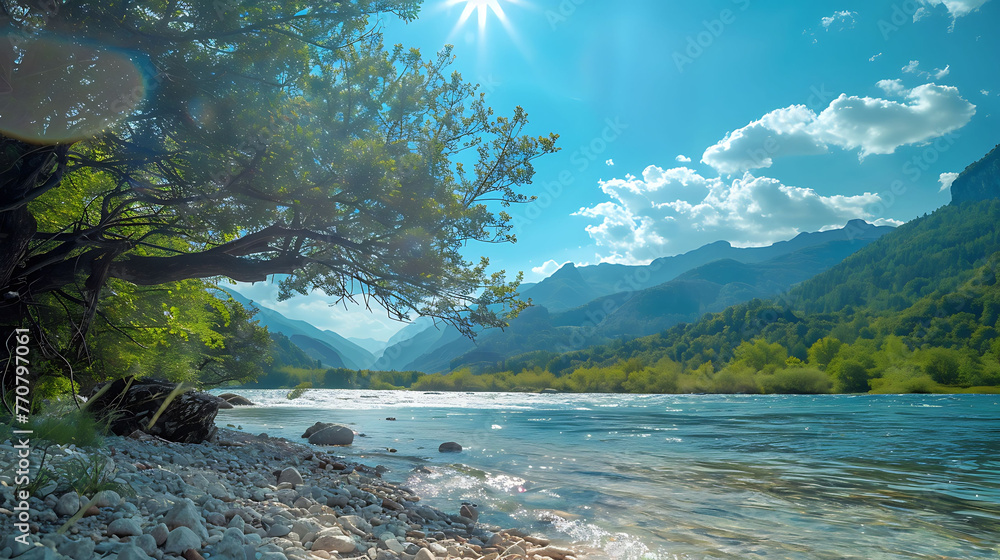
[[214, 390, 1000, 560]]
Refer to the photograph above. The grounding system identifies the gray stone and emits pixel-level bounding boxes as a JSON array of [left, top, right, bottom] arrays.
[[108, 517, 143, 537], [307, 425, 354, 446], [414, 548, 436, 560], [312, 531, 356, 553], [54, 492, 80, 517], [267, 524, 292, 538], [164, 526, 202, 554], [161, 498, 208, 540], [148, 523, 169, 546], [57, 537, 95, 559], [12, 546, 60, 560], [209, 528, 246, 560], [459, 504, 478, 522], [218, 393, 255, 406], [227, 514, 246, 532], [338, 515, 371, 536], [134, 534, 158, 556], [438, 442, 462, 453], [116, 543, 153, 560], [95, 489, 121, 508], [326, 489, 350, 508], [276, 467, 304, 486]]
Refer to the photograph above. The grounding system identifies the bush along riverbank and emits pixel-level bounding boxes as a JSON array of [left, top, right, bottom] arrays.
[[0, 391, 583, 560]]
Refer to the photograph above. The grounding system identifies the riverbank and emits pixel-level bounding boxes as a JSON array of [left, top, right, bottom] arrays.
[[0, 427, 582, 560]]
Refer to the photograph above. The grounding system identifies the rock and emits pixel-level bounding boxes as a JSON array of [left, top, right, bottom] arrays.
[[164, 526, 203, 555], [12, 547, 60, 560], [57, 537, 95, 559], [148, 523, 169, 546], [267, 524, 292, 538], [54, 492, 80, 517], [307, 425, 354, 446], [161, 499, 209, 540], [502, 545, 526, 558], [87, 377, 226, 443], [312, 532, 356, 553], [218, 393, 255, 406], [182, 549, 206, 560], [210, 528, 247, 560], [950, 143, 1000, 205], [301, 422, 333, 438], [117, 543, 154, 560], [438, 442, 462, 453], [108, 517, 143, 537], [382, 497, 404, 512], [459, 504, 478, 522], [338, 515, 372, 536], [277, 467, 304, 486], [414, 548, 436, 560], [135, 534, 158, 556], [96, 489, 121, 508], [326, 489, 351, 508], [533, 546, 573, 559], [540, 388, 560, 394]]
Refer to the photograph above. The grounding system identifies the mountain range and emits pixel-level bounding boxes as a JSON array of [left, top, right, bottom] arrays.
[[231, 219, 895, 373]]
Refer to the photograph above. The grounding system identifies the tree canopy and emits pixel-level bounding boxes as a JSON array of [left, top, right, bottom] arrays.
[[0, 0, 557, 382]]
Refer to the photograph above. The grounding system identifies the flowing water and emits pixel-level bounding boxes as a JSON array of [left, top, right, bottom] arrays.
[[214, 390, 1000, 560]]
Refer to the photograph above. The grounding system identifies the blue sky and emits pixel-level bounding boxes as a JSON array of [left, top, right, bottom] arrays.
[[234, 0, 1000, 341]]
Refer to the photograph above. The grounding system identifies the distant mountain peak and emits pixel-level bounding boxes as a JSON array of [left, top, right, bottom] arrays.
[[951, 143, 1000, 205], [845, 218, 875, 229]]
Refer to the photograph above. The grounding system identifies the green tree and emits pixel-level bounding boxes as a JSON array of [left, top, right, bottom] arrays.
[[0, 0, 557, 382], [807, 337, 843, 369]]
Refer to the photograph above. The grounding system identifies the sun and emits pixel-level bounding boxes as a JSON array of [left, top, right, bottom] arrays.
[[447, 0, 520, 35]]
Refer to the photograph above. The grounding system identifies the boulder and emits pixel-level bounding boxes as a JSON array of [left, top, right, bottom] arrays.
[[218, 393, 255, 406], [54, 491, 80, 517], [276, 467, 305, 486], [164, 526, 202, 555], [108, 517, 143, 537], [438, 442, 462, 453], [161, 498, 209, 540], [307, 425, 354, 446], [301, 421, 332, 438], [459, 503, 478, 522], [87, 378, 226, 443]]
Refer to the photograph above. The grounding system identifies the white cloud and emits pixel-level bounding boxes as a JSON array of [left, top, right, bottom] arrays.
[[903, 60, 953, 80], [869, 52, 883, 61], [913, 6, 930, 20], [675, 154, 692, 163], [902, 60, 921, 74], [938, 171, 960, 191], [920, 0, 991, 18], [877, 79, 907, 95], [605, 159, 615, 166], [982, 89, 992, 95], [531, 259, 571, 278], [702, 82, 975, 173], [821, 10, 857, 29], [874, 218, 906, 227], [700, 104, 830, 174], [575, 167, 886, 264]]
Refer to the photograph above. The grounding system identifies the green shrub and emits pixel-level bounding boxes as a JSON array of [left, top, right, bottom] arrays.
[[760, 367, 832, 394]]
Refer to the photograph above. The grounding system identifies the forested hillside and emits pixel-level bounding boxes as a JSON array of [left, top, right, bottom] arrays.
[[409, 182, 1000, 394]]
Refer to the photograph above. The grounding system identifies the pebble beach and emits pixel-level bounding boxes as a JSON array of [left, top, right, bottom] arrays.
[[0, 428, 580, 560]]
